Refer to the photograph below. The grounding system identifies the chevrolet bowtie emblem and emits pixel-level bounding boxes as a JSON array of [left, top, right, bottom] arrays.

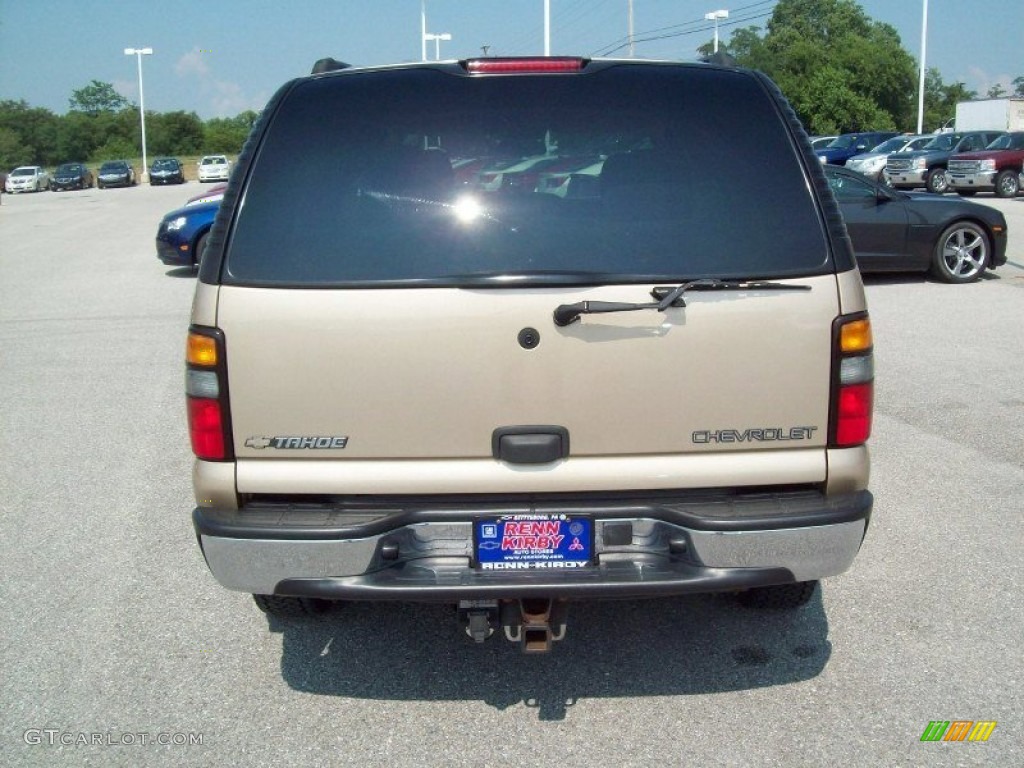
[[245, 436, 273, 449]]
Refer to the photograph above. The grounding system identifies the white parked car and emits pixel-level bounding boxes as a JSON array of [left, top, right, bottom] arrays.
[[197, 155, 231, 183], [5, 166, 50, 193]]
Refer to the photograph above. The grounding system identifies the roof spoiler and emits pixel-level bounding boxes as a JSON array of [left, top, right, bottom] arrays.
[[311, 57, 351, 74]]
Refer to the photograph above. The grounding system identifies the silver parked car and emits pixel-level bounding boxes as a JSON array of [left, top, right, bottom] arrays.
[[846, 135, 933, 182], [4, 165, 50, 193]]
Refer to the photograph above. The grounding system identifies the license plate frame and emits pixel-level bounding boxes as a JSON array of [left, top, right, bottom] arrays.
[[474, 514, 593, 571]]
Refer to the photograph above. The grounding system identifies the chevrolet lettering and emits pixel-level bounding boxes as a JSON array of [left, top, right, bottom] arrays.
[[692, 426, 819, 444]]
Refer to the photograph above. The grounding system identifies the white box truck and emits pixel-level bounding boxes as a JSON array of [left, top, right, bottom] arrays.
[[955, 98, 1024, 132]]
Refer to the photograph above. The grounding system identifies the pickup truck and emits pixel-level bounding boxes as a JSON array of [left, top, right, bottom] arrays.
[[947, 132, 1024, 197], [884, 131, 1004, 193]]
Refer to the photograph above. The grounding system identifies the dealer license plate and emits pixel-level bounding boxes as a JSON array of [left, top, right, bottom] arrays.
[[474, 514, 593, 570]]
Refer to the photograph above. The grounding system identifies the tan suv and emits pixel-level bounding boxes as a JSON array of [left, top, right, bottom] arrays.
[[187, 57, 874, 652]]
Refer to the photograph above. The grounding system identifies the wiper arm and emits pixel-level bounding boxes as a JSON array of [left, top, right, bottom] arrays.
[[553, 279, 810, 327]]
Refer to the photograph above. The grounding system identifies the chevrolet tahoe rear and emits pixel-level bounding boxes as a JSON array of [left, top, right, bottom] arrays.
[[187, 57, 873, 651]]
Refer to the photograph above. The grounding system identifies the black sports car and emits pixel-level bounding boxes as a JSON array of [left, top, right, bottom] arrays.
[[825, 164, 1008, 283]]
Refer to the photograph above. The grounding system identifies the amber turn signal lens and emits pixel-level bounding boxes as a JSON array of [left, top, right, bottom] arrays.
[[187, 333, 218, 366], [840, 318, 872, 353]]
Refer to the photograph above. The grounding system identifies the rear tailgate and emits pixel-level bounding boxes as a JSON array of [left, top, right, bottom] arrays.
[[219, 276, 837, 495]]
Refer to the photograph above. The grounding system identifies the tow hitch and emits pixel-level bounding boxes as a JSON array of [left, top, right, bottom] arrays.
[[458, 599, 568, 653]]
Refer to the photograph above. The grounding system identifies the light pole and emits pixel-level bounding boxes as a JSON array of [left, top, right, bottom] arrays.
[[124, 47, 153, 182], [424, 32, 452, 60], [704, 10, 729, 54], [544, 0, 551, 56], [916, 0, 928, 134]]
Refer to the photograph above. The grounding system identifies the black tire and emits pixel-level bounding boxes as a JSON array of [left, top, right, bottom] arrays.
[[738, 581, 817, 609], [252, 594, 331, 618], [994, 169, 1019, 199], [98, 182, 105, 189], [925, 167, 948, 194], [930, 220, 989, 283]]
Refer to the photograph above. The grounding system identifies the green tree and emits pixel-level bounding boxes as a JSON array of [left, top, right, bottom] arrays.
[[1014, 76, 1024, 98], [920, 68, 977, 133], [202, 111, 259, 154], [91, 137, 139, 163], [148, 110, 204, 156], [56, 111, 102, 161], [0, 126, 30, 169], [0, 99, 60, 165], [721, 0, 918, 133], [69, 80, 129, 115], [986, 84, 1006, 98], [86, 108, 143, 162]]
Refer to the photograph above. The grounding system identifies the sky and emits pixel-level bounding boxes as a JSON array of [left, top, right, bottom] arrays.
[[0, 1, 1020, 120]]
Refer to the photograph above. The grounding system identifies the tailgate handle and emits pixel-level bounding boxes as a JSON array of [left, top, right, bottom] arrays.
[[492, 426, 570, 465]]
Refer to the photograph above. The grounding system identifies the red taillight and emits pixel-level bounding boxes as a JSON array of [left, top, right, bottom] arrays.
[[831, 314, 874, 447], [188, 397, 226, 460], [187, 327, 233, 461], [466, 57, 585, 75], [835, 383, 873, 446]]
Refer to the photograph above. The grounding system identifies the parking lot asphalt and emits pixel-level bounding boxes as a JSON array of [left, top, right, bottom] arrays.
[[1, 185, 1021, 767]]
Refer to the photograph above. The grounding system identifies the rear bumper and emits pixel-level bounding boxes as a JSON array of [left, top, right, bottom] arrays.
[[194, 489, 872, 599]]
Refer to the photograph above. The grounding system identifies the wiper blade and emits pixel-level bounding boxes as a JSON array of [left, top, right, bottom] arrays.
[[553, 279, 810, 327]]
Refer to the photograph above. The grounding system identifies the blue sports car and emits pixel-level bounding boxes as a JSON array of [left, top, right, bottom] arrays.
[[155, 197, 221, 268]]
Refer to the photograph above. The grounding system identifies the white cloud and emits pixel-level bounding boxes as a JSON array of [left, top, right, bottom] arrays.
[[175, 50, 210, 78], [966, 66, 1013, 97], [173, 48, 263, 117]]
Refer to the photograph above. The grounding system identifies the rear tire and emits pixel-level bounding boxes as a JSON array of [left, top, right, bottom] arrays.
[[930, 221, 989, 283], [995, 169, 1019, 198], [252, 594, 332, 618], [738, 581, 817, 609]]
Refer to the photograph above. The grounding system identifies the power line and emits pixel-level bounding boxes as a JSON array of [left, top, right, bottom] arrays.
[[590, 0, 777, 58]]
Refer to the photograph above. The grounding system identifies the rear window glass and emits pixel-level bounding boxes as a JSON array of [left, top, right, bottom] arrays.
[[225, 64, 829, 286]]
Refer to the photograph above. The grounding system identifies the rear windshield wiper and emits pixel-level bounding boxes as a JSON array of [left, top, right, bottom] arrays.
[[552, 279, 811, 327]]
